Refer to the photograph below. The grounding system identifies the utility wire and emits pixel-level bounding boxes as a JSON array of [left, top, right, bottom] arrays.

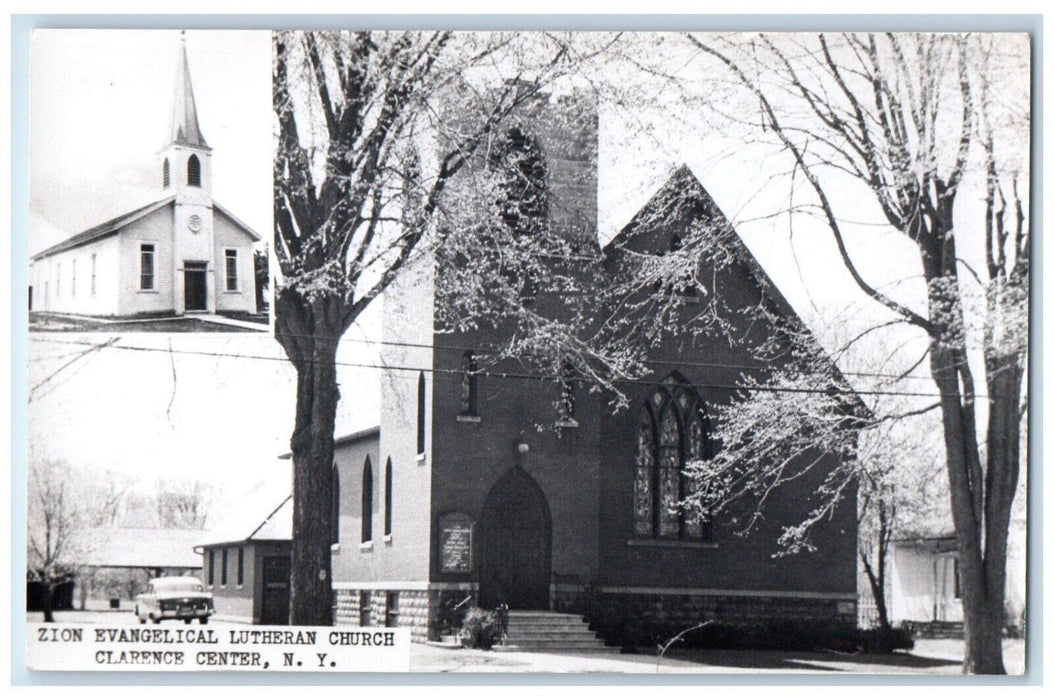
[[30, 336, 991, 400]]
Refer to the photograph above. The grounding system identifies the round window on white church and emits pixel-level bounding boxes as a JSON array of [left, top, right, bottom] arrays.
[[187, 215, 202, 233]]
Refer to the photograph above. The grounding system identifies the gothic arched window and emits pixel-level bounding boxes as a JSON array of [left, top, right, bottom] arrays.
[[162, 158, 170, 188], [332, 464, 340, 546], [361, 456, 373, 543], [460, 351, 478, 416], [492, 127, 548, 237], [632, 374, 712, 540], [384, 458, 393, 537], [559, 361, 577, 424], [187, 154, 202, 187], [416, 372, 426, 456]]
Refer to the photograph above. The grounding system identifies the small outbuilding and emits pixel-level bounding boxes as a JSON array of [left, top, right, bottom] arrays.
[[76, 527, 206, 609], [197, 496, 291, 625]]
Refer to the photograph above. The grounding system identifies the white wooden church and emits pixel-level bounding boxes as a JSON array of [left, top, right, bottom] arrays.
[[29, 36, 261, 318]]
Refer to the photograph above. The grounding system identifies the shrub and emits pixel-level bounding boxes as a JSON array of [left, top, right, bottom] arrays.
[[459, 607, 503, 650]]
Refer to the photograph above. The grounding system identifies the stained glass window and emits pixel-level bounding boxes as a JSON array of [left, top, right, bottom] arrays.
[[633, 375, 712, 541], [684, 413, 709, 539], [658, 408, 681, 537], [633, 409, 656, 536]]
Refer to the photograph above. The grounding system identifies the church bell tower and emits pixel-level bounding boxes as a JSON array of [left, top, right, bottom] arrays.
[[161, 32, 215, 314]]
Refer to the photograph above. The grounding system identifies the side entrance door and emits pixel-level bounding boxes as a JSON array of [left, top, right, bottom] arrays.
[[478, 468, 552, 610], [184, 262, 208, 312], [260, 555, 291, 625]]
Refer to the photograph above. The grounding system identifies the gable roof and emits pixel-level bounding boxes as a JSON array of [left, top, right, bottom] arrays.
[[197, 494, 292, 547], [31, 197, 261, 262], [80, 527, 206, 569], [31, 196, 175, 262], [214, 202, 262, 242], [606, 164, 868, 417]]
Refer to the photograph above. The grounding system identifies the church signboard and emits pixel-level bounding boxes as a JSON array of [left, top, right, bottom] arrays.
[[438, 512, 474, 574]]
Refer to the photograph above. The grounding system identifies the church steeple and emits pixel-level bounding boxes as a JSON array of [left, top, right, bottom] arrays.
[[160, 32, 213, 198], [168, 32, 209, 150]]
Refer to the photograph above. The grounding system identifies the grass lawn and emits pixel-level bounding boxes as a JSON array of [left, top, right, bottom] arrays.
[[29, 313, 262, 333]]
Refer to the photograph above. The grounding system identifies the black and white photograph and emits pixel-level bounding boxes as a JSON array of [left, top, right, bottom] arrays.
[[22, 26, 1032, 678], [28, 30, 272, 332]]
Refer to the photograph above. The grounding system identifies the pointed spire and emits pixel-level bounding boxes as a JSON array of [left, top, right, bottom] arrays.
[[168, 32, 209, 149]]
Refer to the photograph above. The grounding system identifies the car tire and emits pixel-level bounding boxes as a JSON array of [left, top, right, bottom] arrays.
[[200, 617, 209, 625], [184, 618, 192, 624], [150, 614, 160, 624]]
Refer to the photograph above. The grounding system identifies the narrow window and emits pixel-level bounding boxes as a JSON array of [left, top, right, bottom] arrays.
[[385, 592, 400, 628], [559, 361, 576, 423], [332, 464, 340, 546], [71, 259, 77, 297], [225, 249, 239, 291], [90, 254, 97, 295], [162, 158, 170, 188], [460, 351, 478, 416], [237, 547, 244, 586], [416, 372, 426, 456], [208, 550, 215, 585], [359, 591, 371, 626], [658, 407, 682, 538], [384, 458, 393, 537], [139, 244, 155, 290], [633, 407, 656, 537], [361, 456, 373, 543], [187, 154, 201, 187], [221, 549, 228, 585]]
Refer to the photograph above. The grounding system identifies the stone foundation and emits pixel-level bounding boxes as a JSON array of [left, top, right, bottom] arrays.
[[582, 589, 856, 647], [333, 586, 476, 642], [333, 588, 431, 643]]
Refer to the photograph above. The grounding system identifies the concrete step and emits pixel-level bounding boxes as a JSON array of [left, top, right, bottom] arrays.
[[506, 622, 596, 632], [507, 630, 603, 640], [507, 613, 587, 622], [502, 609, 607, 651]]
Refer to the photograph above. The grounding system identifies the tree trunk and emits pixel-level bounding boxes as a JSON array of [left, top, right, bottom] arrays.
[[42, 580, 54, 623], [286, 324, 341, 626], [962, 588, 1007, 674], [861, 553, 891, 632]]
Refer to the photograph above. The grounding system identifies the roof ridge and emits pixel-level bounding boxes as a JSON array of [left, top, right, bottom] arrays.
[[31, 196, 176, 261]]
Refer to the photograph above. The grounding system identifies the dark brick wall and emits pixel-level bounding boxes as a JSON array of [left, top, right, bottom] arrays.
[[587, 591, 857, 647]]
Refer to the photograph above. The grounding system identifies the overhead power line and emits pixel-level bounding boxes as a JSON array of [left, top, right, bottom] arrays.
[[29, 336, 988, 400]]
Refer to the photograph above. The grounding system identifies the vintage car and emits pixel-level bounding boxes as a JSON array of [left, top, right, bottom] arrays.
[[135, 576, 214, 624]]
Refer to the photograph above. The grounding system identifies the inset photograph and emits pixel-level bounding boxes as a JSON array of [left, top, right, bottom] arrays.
[[29, 30, 272, 332]]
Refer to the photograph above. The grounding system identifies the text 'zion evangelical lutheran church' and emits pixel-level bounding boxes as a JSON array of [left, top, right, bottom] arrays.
[[26, 625, 409, 672]]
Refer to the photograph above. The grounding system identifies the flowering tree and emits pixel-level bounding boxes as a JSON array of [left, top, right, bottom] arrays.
[[272, 30, 625, 624], [27, 460, 97, 621], [685, 32, 1029, 673]]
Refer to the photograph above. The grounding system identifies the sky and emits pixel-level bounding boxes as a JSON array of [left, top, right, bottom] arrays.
[[24, 30, 1028, 519], [27, 29, 381, 506], [29, 29, 272, 251]]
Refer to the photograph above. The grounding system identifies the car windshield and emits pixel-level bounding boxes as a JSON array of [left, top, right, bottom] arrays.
[[154, 580, 204, 593]]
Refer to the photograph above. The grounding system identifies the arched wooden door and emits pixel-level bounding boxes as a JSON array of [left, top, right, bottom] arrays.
[[478, 468, 551, 610]]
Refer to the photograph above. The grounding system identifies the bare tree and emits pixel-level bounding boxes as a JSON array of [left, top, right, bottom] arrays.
[[156, 479, 214, 529], [685, 32, 1029, 673], [27, 460, 92, 622]]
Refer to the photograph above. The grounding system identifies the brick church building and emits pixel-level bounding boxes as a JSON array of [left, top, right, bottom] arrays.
[[328, 92, 859, 644]]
